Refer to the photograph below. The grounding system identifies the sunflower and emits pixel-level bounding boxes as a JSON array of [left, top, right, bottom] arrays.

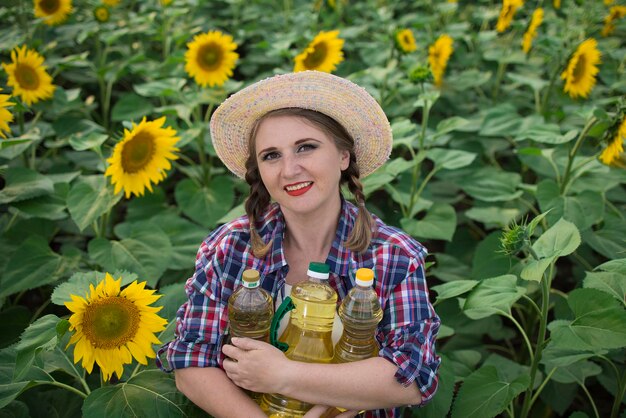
[[561, 38, 601, 99], [553, 0, 560, 9], [94, 5, 109, 22], [102, 0, 120, 6], [599, 117, 626, 167], [33, 0, 72, 26], [602, 6, 626, 37], [185, 31, 239, 88], [105, 117, 179, 198], [604, 0, 614, 5], [294, 30, 344, 73], [496, 0, 524, 33], [428, 34, 454, 86], [65, 274, 167, 381], [395, 29, 417, 53], [2, 45, 56, 106], [522, 8, 543, 53], [0, 89, 15, 139]]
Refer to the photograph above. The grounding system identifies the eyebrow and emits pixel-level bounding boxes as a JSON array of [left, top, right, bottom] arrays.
[[256, 137, 322, 158]]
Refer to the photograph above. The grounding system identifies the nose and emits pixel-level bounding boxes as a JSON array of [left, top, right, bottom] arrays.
[[281, 153, 302, 178]]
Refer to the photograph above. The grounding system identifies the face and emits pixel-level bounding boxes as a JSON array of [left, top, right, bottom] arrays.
[[254, 115, 350, 218]]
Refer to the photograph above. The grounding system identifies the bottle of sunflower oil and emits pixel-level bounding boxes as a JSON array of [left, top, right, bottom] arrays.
[[227, 269, 273, 403], [260, 262, 337, 418], [333, 268, 382, 363]]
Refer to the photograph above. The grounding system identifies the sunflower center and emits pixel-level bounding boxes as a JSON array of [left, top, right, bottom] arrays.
[[572, 54, 586, 83], [15, 64, 40, 90], [82, 296, 140, 349], [39, 0, 61, 14], [197, 43, 223, 71], [121, 131, 156, 173], [303, 43, 328, 69]]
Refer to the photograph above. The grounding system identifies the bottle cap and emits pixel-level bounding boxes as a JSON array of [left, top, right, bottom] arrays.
[[308, 262, 330, 280], [242, 269, 260, 288], [355, 268, 374, 286]]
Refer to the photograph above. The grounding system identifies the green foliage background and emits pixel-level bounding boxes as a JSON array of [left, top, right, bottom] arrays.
[[0, 0, 625, 417]]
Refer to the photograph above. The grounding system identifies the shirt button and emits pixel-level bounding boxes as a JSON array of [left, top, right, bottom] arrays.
[[417, 334, 426, 344]]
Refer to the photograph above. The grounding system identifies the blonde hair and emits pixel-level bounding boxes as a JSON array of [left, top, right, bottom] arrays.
[[244, 108, 374, 258]]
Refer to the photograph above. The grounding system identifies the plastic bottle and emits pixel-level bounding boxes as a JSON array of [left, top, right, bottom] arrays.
[[333, 267, 382, 363], [227, 269, 273, 404], [261, 262, 338, 418]]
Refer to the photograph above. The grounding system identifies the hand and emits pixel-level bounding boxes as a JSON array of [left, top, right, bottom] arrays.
[[303, 405, 359, 418], [222, 337, 289, 394]]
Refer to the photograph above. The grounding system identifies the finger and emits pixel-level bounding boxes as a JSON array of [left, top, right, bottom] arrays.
[[222, 357, 237, 372], [302, 405, 329, 418], [231, 336, 269, 350], [222, 343, 243, 360]]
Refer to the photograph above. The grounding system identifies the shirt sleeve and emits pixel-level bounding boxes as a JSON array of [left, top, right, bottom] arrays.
[[376, 259, 441, 406], [160, 239, 230, 371]]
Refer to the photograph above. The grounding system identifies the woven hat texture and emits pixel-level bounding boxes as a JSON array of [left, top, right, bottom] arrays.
[[210, 71, 392, 179]]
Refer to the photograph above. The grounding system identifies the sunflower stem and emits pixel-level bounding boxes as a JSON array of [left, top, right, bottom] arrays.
[[540, 60, 562, 117], [57, 346, 92, 395], [560, 116, 598, 195]]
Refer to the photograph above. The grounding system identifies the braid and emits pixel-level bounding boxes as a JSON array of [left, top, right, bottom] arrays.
[[342, 157, 374, 253], [244, 153, 273, 258]]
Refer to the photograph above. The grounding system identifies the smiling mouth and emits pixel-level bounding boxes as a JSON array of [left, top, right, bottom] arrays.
[[284, 181, 313, 196]]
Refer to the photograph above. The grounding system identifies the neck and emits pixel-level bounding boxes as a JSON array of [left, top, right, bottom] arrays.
[[282, 198, 342, 258]]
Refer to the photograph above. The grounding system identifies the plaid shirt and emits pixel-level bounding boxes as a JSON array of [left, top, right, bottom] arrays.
[[158, 200, 441, 417]]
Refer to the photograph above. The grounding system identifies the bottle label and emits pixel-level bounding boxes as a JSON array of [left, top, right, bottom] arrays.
[[243, 281, 260, 289]]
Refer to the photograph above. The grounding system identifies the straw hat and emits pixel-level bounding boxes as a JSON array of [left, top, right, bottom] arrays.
[[209, 71, 392, 179]]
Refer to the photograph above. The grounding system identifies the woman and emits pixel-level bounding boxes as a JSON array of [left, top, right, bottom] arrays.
[[158, 71, 440, 418]]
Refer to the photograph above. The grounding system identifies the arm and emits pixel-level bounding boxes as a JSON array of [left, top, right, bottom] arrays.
[[175, 367, 265, 418]]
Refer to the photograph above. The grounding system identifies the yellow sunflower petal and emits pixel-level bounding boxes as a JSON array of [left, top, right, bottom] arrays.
[[294, 30, 344, 73], [428, 34, 454, 87], [561, 38, 601, 99], [1, 45, 56, 106], [34, 0, 73, 26], [185, 30, 239, 87]]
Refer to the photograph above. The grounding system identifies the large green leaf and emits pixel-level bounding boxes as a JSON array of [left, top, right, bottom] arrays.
[[457, 167, 522, 202], [532, 218, 581, 259], [82, 370, 187, 417], [427, 148, 476, 170], [536, 181, 604, 231], [67, 176, 122, 231], [463, 275, 526, 320], [10, 191, 67, 221], [133, 78, 187, 98], [471, 232, 512, 280], [0, 167, 54, 204], [175, 176, 235, 228], [110, 93, 154, 122], [551, 361, 602, 385], [465, 206, 520, 229], [14, 315, 60, 381], [547, 288, 626, 351], [88, 224, 172, 287], [400, 202, 457, 241], [596, 258, 626, 274], [450, 366, 530, 418], [0, 237, 62, 300], [431, 280, 478, 304], [479, 104, 523, 137], [515, 123, 577, 144], [583, 271, 626, 306], [541, 345, 602, 369], [0, 347, 53, 409], [520, 257, 553, 282], [430, 253, 472, 283], [582, 211, 626, 260], [51, 271, 138, 306]]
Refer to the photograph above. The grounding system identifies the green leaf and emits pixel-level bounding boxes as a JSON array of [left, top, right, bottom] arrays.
[[552, 361, 602, 385], [463, 275, 526, 320], [0, 306, 31, 350], [0, 237, 62, 300], [133, 78, 187, 98], [596, 258, 626, 274], [541, 345, 602, 369], [175, 177, 235, 228], [0, 167, 54, 204], [450, 366, 530, 418], [465, 207, 520, 228], [515, 123, 577, 144], [479, 104, 522, 137], [14, 315, 61, 381], [471, 232, 512, 280], [506, 72, 548, 91], [88, 225, 172, 287], [447, 69, 492, 91], [432, 280, 479, 304], [537, 181, 604, 231], [110, 93, 154, 122], [520, 257, 554, 282], [427, 148, 476, 170], [400, 202, 457, 241], [67, 176, 122, 231], [10, 192, 67, 221], [51, 271, 138, 306], [583, 271, 626, 306], [582, 212, 626, 260], [547, 288, 626, 351], [457, 167, 522, 202], [435, 116, 469, 136], [82, 370, 187, 417], [69, 132, 108, 152], [384, 157, 414, 178], [532, 218, 581, 259], [430, 253, 472, 282]]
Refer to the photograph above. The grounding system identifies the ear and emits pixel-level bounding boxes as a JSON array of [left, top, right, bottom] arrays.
[[340, 150, 350, 171]]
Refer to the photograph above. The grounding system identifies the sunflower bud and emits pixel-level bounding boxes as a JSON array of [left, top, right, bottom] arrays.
[[408, 65, 432, 84], [499, 219, 529, 256]]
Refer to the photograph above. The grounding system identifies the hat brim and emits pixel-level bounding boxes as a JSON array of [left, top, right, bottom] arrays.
[[209, 71, 392, 179]]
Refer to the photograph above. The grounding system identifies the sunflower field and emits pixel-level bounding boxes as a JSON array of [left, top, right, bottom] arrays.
[[1, 0, 625, 417]]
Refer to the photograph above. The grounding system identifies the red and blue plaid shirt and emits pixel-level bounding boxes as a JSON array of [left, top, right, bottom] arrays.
[[158, 199, 441, 417]]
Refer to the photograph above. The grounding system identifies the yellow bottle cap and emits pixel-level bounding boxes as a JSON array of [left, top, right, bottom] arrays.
[[355, 268, 374, 286], [242, 269, 260, 287]]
